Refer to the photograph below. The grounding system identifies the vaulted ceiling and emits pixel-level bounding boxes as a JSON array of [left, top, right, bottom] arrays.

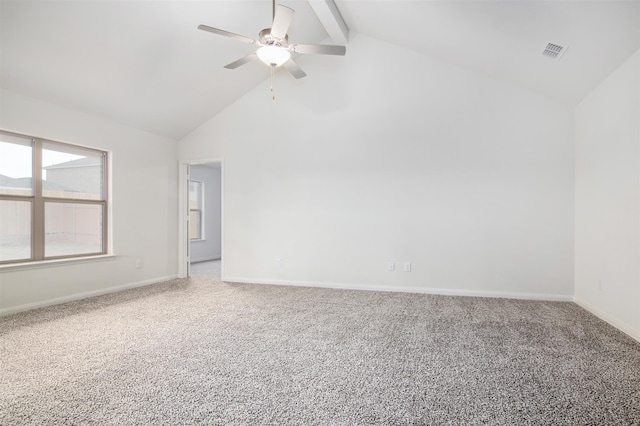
[[1, 1, 639, 140]]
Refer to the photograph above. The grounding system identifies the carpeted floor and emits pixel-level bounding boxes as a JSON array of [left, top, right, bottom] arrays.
[[1, 276, 639, 425], [190, 260, 222, 278]]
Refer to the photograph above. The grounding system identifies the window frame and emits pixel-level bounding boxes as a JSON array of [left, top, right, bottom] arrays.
[[0, 130, 109, 265], [188, 179, 204, 241]]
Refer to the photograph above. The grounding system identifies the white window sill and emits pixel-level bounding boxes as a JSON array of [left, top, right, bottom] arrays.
[[0, 254, 116, 272]]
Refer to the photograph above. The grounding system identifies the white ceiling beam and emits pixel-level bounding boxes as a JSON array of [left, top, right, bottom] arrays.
[[307, 0, 349, 44]]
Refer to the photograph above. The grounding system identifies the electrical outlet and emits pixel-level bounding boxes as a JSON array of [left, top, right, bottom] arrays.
[[135, 259, 141, 269], [403, 262, 411, 272], [388, 262, 395, 272], [598, 280, 603, 291], [275, 258, 282, 267]]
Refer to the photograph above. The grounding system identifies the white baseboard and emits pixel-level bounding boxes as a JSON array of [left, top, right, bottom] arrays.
[[10, 275, 635, 343], [221, 277, 574, 302], [0, 275, 178, 317], [574, 296, 640, 343], [191, 257, 221, 264]]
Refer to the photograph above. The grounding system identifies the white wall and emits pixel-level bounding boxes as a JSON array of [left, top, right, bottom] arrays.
[[180, 33, 575, 299], [574, 50, 640, 341], [189, 164, 221, 262], [0, 89, 179, 313]]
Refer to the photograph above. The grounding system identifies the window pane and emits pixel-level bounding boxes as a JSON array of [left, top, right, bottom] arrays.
[[188, 180, 203, 240], [45, 202, 102, 257], [0, 133, 33, 196], [190, 209, 202, 240], [189, 181, 202, 209], [42, 142, 104, 200], [0, 200, 31, 262]]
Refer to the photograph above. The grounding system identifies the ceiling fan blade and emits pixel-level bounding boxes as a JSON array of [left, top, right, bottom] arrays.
[[270, 5, 294, 39], [290, 44, 346, 56], [283, 59, 307, 79], [224, 53, 258, 70], [197, 24, 257, 45]]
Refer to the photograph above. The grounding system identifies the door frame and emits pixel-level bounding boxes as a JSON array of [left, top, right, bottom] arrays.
[[178, 158, 224, 278]]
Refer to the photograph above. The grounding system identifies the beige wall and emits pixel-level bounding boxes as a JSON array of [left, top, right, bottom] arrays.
[[180, 33, 575, 300], [0, 89, 179, 313], [574, 50, 640, 342]]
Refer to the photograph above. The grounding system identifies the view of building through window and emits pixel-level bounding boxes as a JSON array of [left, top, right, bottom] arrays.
[[0, 131, 107, 263]]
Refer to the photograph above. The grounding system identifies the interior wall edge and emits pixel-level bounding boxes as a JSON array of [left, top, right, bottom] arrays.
[[574, 296, 640, 343]]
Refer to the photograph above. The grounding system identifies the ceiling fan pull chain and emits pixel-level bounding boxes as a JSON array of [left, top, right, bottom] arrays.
[[270, 65, 276, 100]]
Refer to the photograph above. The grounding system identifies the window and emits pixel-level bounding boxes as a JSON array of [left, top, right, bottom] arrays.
[[0, 130, 108, 264], [189, 180, 204, 240]]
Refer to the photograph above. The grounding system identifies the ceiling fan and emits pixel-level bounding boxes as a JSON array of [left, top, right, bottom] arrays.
[[198, 0, 346, 81]]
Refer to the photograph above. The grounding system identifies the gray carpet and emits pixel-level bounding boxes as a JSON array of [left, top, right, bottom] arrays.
[[190, 260, 222, 278], [1, 276, 640, 425]]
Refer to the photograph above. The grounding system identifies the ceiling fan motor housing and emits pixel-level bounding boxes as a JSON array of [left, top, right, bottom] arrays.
[[259, 28, 288, 48]]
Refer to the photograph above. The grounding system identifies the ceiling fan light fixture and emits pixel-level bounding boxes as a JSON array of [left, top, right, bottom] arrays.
[[198, 2, 345, 80], [256, 45, 291, 67]]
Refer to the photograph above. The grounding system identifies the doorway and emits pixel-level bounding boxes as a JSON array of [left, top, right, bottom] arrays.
[[178, 159, 223, 279]]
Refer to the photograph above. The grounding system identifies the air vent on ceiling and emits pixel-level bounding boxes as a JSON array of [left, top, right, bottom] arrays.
[[542, 42, 567, 60]]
